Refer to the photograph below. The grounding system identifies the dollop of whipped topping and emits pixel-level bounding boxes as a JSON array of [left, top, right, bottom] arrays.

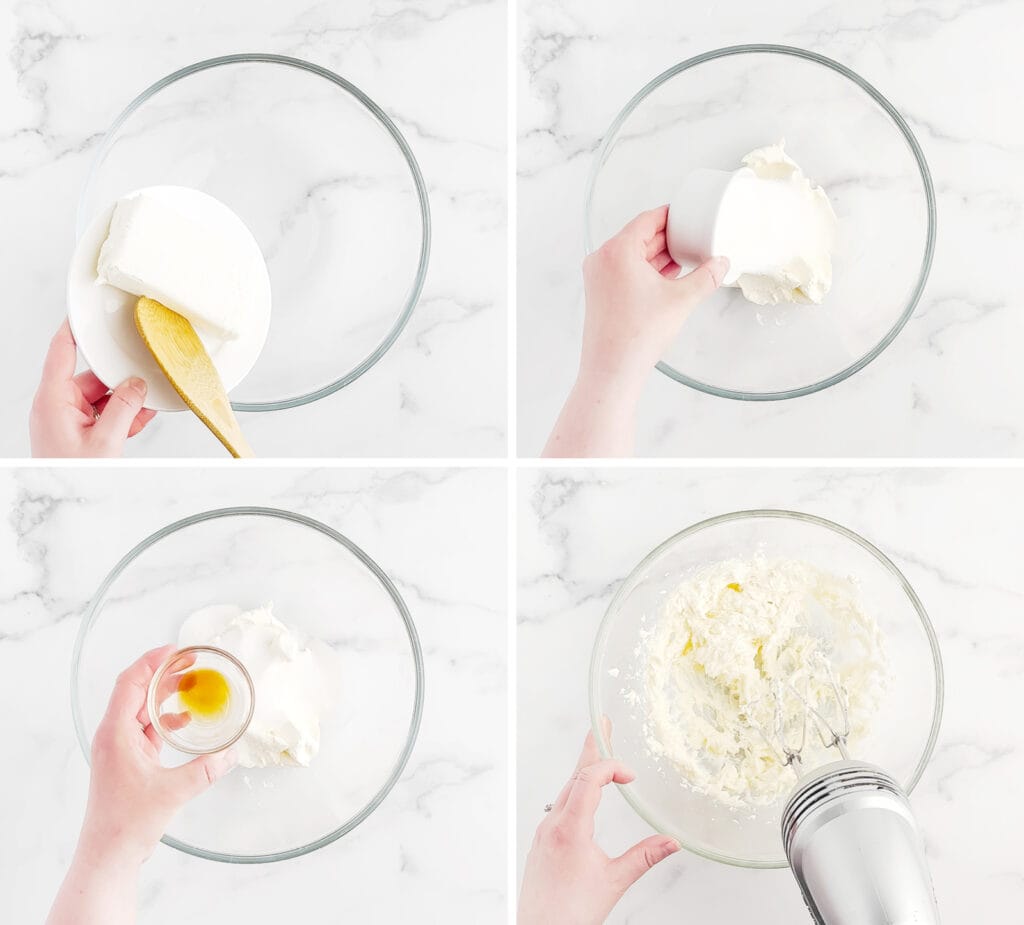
[[726, 142, 838, 306], [178, 603, 324, 768], [642, 557, 887, 809], [667, 141, 838, 306]]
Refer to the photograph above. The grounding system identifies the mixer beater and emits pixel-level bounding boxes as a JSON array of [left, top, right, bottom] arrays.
[[751, 661, 940, 925]]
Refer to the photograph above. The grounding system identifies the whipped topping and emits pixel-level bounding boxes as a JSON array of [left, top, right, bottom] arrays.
[[97, 190, 260, 340], [642, 557, 887, 809], [178, 604, 324, 768], [667, 141, 838, 306]]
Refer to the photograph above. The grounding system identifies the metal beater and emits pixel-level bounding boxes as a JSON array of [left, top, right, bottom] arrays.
[[755, 666, 940, 924]]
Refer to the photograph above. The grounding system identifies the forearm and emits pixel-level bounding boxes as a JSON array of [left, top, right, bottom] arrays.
[[47, 842, 139, 925], [543, 369, 644, 458]]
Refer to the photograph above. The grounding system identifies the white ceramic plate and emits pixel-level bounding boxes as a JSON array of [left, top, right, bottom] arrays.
[[67, 185, 272, 412]]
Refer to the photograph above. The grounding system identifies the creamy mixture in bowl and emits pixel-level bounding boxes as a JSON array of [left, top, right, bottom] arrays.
[[643, 556, 889, 808]]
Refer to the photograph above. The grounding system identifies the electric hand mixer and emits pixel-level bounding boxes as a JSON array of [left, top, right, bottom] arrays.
[[757, 666, 941, 924]]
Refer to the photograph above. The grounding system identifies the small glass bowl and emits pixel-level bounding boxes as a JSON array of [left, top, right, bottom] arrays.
[[147, 646, 255, 755]]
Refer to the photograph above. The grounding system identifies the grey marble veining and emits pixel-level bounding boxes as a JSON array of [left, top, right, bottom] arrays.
[[517, 467, 1024, 922], [0, 0, 506, 457], [0, 466, 507, 922], [517, 0, 1024, 456]]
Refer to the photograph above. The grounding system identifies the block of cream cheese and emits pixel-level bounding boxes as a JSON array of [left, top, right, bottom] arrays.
[[666, 141, 838, 306], [96, 191, 258, 340]]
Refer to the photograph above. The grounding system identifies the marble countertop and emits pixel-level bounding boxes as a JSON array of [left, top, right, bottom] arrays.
[[517, 0, 1024, 457], [0, 0, 506, 457], [0, 466, 506, 922], [517, 467, 1021, 922]]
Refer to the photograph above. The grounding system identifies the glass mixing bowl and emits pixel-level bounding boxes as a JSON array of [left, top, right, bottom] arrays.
[[585, 45, 936, 400], [72, 507, 424, 863], [589, 510, 943, 868], [77, 54, 430, 411]]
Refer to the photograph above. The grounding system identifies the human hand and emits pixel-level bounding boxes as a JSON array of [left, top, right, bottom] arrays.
[[78, 646, 237, 869], [518, 723, 680, 925], [578, 205, 728, 394], [543, 207, 726, 457], [48, 647, 236, 925], [30, 319, 156, 458]]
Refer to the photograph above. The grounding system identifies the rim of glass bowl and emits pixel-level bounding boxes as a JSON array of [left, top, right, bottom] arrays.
[[588, 508, 944, 869], [583, 44, 937, 402], [76, 53, 432, 413], [147, 645, 256, 756], [71, 506, 426, 864]]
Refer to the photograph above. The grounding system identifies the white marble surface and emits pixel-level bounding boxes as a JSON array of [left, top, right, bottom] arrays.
[[517, 0, 1024, 456], [0, 466, 506, 922], [518, 467, 1022, 922], [0, 0, 506, 457]]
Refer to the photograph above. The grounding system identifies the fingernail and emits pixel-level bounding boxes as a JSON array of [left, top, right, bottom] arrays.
[[127, 377, 147, 397], [707, 256, 730, 285], [662, 838, 681, 854]]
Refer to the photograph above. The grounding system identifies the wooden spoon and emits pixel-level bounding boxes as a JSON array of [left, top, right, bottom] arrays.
[[134, 296, 255, 458]]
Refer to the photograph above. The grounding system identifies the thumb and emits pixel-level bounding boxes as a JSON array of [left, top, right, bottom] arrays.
[[672, 256, 729, 302], [165, 748, 238, 804], [92, 377, 148, 447], [610, 835, 680, 890]]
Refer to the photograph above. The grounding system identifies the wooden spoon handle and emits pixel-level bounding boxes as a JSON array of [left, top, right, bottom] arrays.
[[210, 403, 255, 459], [197, 389, 254, 458], [134, 297, 256, 459]]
